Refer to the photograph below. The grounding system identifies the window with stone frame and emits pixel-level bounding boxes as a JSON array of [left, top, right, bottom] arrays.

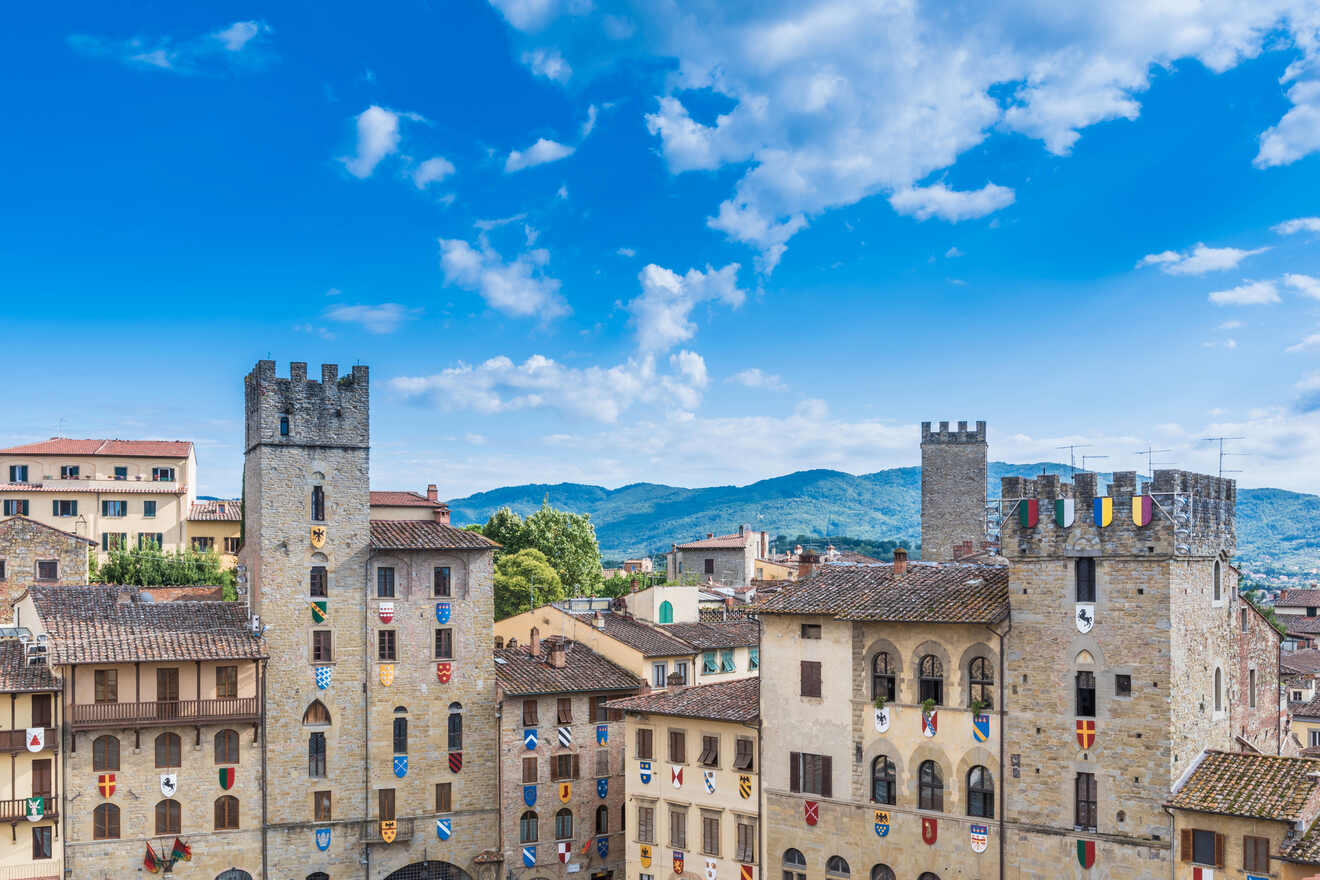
[[434, 566, 451, 597], [214, 729, 239, 765], [523, 699, 538, 726], [918, 655, 943, 705], [783, 848, 806, 880], [309, 566, 327, 597], [734, 737, 754, 771], [312, 630, 333, 663], [701, 812, 720, 856], [918, 760, 943, 811], [1075, 557, 1096, 602], [378, 789, 396, 821], [1075, 671, 1096, 717], [637, 804, 655, 844], [736, 817, 756, 862], [800, 660, 822, 698], [555, 808, 573, 840], [214, 795, 239, 830], [523, 756, 537, 783], [788, 752, 831, 797], [968, 657, 994, 708], [871, 756, 895, 805], [436, 783, 452, 812], [596, 804, 609, 834], [595, 749, 609, 776], [669, 729, 686, 763], [966, 766, 994, 818], [393, 717, 408, 754], [699, 735, 720, 768], [93, 735, 119, 771], [155, 733, 181, 768], [313, 791, 332, 822], [669, 806, 687, 849], [557, 697, 573, 724], [311, 486, 325, 522], [93, 803, 120, 840], [308, 732, 327, 778], [636, 727, 653, 760], [155, 799, 181, 834], [378, 630, 397, 662], [448, 703, 462, 750], [36, 559, 58, 580], [435, 628, 453, 659], [872, 652, 896, 702], [376, 566, 395, 598], [1075, 772, 1097, 830], [552, 753, 579, 780], [520, 811, 538, 843]]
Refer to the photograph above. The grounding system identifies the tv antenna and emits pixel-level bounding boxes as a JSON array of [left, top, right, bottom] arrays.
[[1133, 444, 1171, 477], [1056, 444, 1092, 475], [1081, 454, 1109, 473], [1202, 435, 1246, 479]]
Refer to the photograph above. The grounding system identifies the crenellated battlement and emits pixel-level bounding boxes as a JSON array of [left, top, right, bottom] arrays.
[[243, 360, 370, 452], [921, 420, 987, 444], [999, 468, 1234, 558]]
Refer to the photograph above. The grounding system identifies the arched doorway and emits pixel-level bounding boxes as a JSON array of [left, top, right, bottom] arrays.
[[216, 871, 254, 880], [384, 862, 474, 880]]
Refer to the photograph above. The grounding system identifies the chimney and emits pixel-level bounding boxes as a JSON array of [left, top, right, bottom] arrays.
[[799, 551, 820, 580], [667, 670, 686, 694], [893, 547, 908, 576], [426, 484, 438, 502], [529, 627, 541, 659], [593, 611, 606, 630], [739, 524, 749, 536], [548, 643, 567, 669], [707, 533, 714, 540], [116, 588, 136, 605], [433, 503, 451, 525]]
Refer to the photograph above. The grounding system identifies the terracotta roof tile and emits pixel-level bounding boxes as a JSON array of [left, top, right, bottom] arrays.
[[662, 620, 759, 650], [570, 613, 695, 658], [1168, 750, 1320, 821], [188, 500, 242, 521], [1280, 590, 1320, 607], [755, 562, 1010, 624], [1295, 694, 1320, 720], [1285, 817, 1320, 864], [495, 641, 642, 696], [28, 585, 266, 665], [0, 515, 96, 546], [370, 491, 445, 509], [1283, 649, 1320, 676], [674, 533, 752, 550], [1285, 617, 1320, 636], [0, 438, 193, 458], [369, 520, 497, 551], [0, 641, 60, 693], [607, 677, 759, 724], [0, 483, 185, 495]]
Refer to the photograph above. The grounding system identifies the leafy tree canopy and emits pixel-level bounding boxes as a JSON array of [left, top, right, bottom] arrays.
[[91, 546, 237, 599], [494, 548, 565, 620], [477, 501, 603, 595]]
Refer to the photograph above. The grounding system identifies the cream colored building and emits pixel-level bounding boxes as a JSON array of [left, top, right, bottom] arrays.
[[369, 487, 450, 521], [609, 678, 760, 880], [0, 640, 62, 880], [0, 438, 197, 558], [186, 499, 242, 568]]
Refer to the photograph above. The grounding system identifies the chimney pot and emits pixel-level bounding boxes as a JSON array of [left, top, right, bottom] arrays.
[[593, 610, 606, 630], [893, 547, 908, 576], [434, 503, 451, 525], [529, 627, 541, 659], [427, 484, 438, 502], [549, 644, 567, 669]]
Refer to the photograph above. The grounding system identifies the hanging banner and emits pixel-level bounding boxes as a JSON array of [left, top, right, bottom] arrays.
[[437, 817, 452, 840], [922, 817, 938, 845], [1076, 840, 1095, 869], [640, 761, 652, 784], [378, 602, 394, 624], [922, 710, 938, 738], [25, 728, 43, 752], [970, 823, 989, 853], [972, 713, 990, 743], [1076, 604, 1095, 633], [804, 801, 819, 826], [874, 706, 890, 733], [1076, 720, 1096, 750], [315, 828, 331, 851], [436, 602, 452, 624]]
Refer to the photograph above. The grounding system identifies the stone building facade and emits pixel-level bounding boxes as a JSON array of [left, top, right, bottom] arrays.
[[919, 420, 987, 562], [665, 527, 768, 588], [0, 516, 92, 606], [0, 640, 63, 880]]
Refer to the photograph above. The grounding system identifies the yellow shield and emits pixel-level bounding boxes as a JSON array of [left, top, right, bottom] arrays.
[[380, 819, 396, 843], [311, 526, 327, 548], [379, 664, 395, 687], [640, 844, 652, 868], [558, 781, 572, 802], [738, 774, 752, 799]]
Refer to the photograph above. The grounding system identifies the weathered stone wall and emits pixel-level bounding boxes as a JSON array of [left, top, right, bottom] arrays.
[[920, 420, 987, 562], [1234, 575, 1286, 754], [0, 515, 90, 605]]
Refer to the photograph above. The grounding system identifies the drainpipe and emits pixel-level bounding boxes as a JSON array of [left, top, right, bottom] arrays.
[[1278, 635, 1284, 756], [990, 616, 1011, 880], [364, 551, 372, 879], [756, 612, 764, 880], [260, 659, 268, 880], [1161, 804, 1176, 880]]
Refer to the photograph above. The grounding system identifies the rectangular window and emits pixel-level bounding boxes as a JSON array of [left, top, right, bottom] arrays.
[[801, 661, 822, 698], [312, 630, 333, 663], [393, 717, 408, 754], [436, 782, 452, 813], [1241, 608, 1249, 633], [748, 646, 759, 670], [704, 558, 715, 575], [1076, 671, 1096, 717], [699, 735, 719, 767], [669, 807, 687, 849], [1075, 557, 1096, 603], [590, 695, 613, 723], [101, 533, 127, 552], [51, 499, 76, 517], [36, 560, 57, 580], [378, 788, 396, 821], [9, 465, 28, 482], [788, 752, 832, 797], [60, 465, 78, 479], [637, 728, 653, 760], [30, 694, 52, 728], [734, 737, 754, 771], [279, 416, 290, 436], [701, 813, 720, 856], [595, 749, 609, 776], [31, 758, 52, 798], [720, 649, 735, 672], [434, 566, 452, 597], [1115, 674, 1131, 697], [94, 669, 117, 703], [1185, 828, 1223, 867], [1075, 772, 1097, 830], [377, 567, 395, 598], [310, 566, 327, 597], [0, 560, 5, 580], [558, 697, 573, 724], [552, 754, 579, 780], [523, 757, 538, 783], [110, 466, 126, 480], [313, 790, 331, 821], [638, 805, 655, 844], [216, 666, 238, 699], [703, 651, 718, 674], [735, 818, 756, 862], [151, 467, 175, 481], [1243, 835, 1270, 871], [674, 661, 689, 685], [143, 500, 156, 518], [522, 699, 538, 726], [378, 630, 397, 662], [101, 500, 127, 517], [137, 533, 163, 550], [31, 826, 52, 861], [224, 537, 240, 554], [435, 628, 453, 659], [311, 486, 325, 522], [800, 623, 821, 639], [191, 536, 215, 552], [1249, 668, 1257, 708], [652, 662, 668, 688], [2, 500, 28, 516], [669, 729, 686, 764]]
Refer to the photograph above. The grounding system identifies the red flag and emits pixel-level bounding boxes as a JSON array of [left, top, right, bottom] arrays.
[[171, 838, 191, 862], [144, 843, 161, 874]]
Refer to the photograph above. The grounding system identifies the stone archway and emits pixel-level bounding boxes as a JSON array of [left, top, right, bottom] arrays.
[[216, 870, 254, 880], [383, 862, 474, 880]]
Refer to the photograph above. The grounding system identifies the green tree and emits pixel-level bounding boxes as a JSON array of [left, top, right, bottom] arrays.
[[93, 545, 236, 597], [477, 501, 603, 595], [494, 548, 566, 620]]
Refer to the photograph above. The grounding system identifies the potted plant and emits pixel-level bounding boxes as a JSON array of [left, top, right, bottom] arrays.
[[873, 695, 888, 711], [970, 698, 988, 715], [921, 697, 936, 716]]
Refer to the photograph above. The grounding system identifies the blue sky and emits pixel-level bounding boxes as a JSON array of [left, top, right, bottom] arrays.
[[5, 1, 1320, 498]]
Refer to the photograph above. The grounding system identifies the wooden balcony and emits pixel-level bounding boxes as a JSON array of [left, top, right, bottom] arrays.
[[71, 697, 259, 731], [0, 797, 56, 822], [362, 817, 415, 843], [0, 861, 61, 880], [0, 729, 56, 752]]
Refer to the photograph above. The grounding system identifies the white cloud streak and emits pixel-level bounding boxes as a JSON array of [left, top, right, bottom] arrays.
[[505, 138, 575, 172], [889, 183, 1016, 223], [1137, 243, 1269, 275], [728, 368, 787, 391], [1273, 217, 1320, 235], [1208, 280, 1281, 306], [438, 236, 569, 319], [324, 303, 422, 334], [412, 156, 456, 189], [68, 20, 273, 74]]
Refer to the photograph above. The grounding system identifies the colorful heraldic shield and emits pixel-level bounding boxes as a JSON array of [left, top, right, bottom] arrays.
[[705, 857, 717, 880], [1019, 498, 1039, 527], [1094, 496, 1113, 527], [1076, 840, 1095, 869], [874, 705, 890, 733], [596, 724, 608, 745], [1076, 719, 1096, 750], [738, 775, 752, 799], [804, 800, 819, 826], [559, 781, 572, 802], [310, 526, 326, 548], [315, 666, 332, 689], [640, 844, 652, 868], [972, 713, 990, 743], [703, 770, 716, 794], [381, 820, 397, 844], [449, 751, 463, 773], [524, 728, 538, 750], [437, 662, 452, 683], [740, 866, 753, 880], [597, 837, 609, 858], [1075, 603, 1095, 634], [437, 817, 452, 840], [922, 816, 938, 845], [874, 810, 889, 837], [378, 601, 394, 624], [558, 726, 572, 747], [379, 664, 395, 687], [970, 823, 989, 853], [25, 727, 43, 752], [24, 797, 42, 822], [218, 767, 236, 790], [921, 710, 937, 737], [394, 755, 408, 778], [673, 851, 685, 874], [522, 846, 536, 867], [1055, 498, 1075, 527], [672, 765, 683, 788], [315, 827, 331, 851], [160, 774, 178, 797], [436, 602, 451, 624], [558, 842, 570, 864], [98, 774, 115, 797], [311, 600, 328, 624], [597, 777, 608, 798], [640, 761, 652, 784], [1132, 494, 1154, 527], [1191, 870, 1213, 880], [524, 784, 537, 807]]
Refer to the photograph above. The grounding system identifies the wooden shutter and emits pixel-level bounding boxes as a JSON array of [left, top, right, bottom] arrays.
[[1180, 829, 1192, 862], [1214, 833, 1225, 868], [789, 752, 800, 792], [821, 755, 833, 798], [572, 754, 580, 779]]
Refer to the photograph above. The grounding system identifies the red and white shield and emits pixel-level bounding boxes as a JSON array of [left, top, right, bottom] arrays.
[[378, 602, 395, 624], [804, 801, 818, 826], [922, 816, 938, 845], [437, 662, 452, 683]]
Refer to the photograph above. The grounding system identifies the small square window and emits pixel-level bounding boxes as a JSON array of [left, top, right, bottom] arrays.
[[113, 467, 128, 480], [1115, 674, 1131, 697], [800, 624, 822, 639]]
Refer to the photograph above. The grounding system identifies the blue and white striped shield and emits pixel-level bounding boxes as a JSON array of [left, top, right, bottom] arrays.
[[436, 817, 451, 840], [522, 845, 536, 867]]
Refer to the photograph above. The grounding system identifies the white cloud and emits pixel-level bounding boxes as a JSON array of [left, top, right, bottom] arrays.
[[616, 247, 636, 258], [945, 246, 964, 258], [556, 184, 569, 199], [1201, 338, 1238, 350], [1256, 80, 1320, 169], [729, 368, 787, 391], [1285, 274, 1320, 300], [1274, 216, 1320, 235], [412, 156, 456, 189], [523, 47, 572, 82], [580, 104, 598, 138], [438, 236, 569, 319], [1218, 320, 1244, 330], [214, 21, 265, 52], [324, 303, 421, 334], [1286, 333, 1320, 353], [1136, 243, 1268, 275], [889, 183, 1015, 223], [68, 20, 273, 73], [491, 0, 1320, 271], [342, 106, 405, 179], [505, 138, 575, 172], [1208, 280, 1281, 306], [629, 263, 747, 351]]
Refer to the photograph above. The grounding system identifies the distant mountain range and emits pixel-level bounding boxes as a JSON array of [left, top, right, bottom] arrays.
[[445, 462, 1320, 582]]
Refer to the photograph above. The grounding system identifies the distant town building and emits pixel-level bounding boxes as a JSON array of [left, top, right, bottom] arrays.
[[919, 420, 987, 562], [0, 515, 94, 605], [185, 499, 242, 567], [369, 486, 451, 522], [666, 526, 768, 587]]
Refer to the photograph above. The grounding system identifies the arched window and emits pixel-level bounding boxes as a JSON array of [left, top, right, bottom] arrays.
[[918, 760, 943, 811], [1214, 560, 1222, 601], [595, 804, 609, 834], [311, 485, 325, 522], [870, 756, 895, 805], [393, 717, 408, 754], [214, 795, 240, 830], [918, 655, 943, 705], [520, 811, 539, 843], [303, 700, 331, 725], [870, 867, 895, 880], [155, 732, 181, 768], [155, 799, 181, 834], [215, 729, 239, 765], [967, 766, 994, 818], [969, 657, 994, 708], [1075, 557, 1096, 602], [826, 857, 850, 878], [308, 874, 330, 880], [448, 702, 463, 750], [872, 653, 896, 702], [1214, 668, 1223, 712], [93, 803, 120, 840], [554, 808, 573, 840], [93, 735, 120, 771], [784, 849, 807, 880], [658, 601, 674, 624], [1075, 671, 1096, 717]]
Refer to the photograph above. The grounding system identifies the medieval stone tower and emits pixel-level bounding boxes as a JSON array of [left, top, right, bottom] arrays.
[[919, 420, 987, 561], [998, 469, 1240, 879], [241, 360, 373, 878]]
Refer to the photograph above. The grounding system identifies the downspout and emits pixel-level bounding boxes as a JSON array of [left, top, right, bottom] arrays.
[[990, 615, 1011, 880], [260, 659, 268, 880], [1161, 804, 1176, 880], [364, 551, 372, 879], [1278, 635, 1284, 756], [756, 612, 764, 880]]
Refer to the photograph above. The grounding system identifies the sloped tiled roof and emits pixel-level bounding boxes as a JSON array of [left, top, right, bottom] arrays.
[[0, 438, 193, 458], [755, 562, 1010, 624], [370, 491, 445, 508], [0, 641, 61, 693], [369, 520, 497, 551], [140, 586, 226, 602], [495, 640, 642, 696], [1168, 750, 1320, 821], [570, 613, 695, 658], [662, 620, 759, 650], [1284, 817, 1320, 864], [675, 533, 752, 550], [1280, 590, 1320, 607], [188, 500, 241, 521], [607, 677, 759, 724], [0, 515, 96, 546], [0, 483, 185, 495], [1285, 616, 1320, 636], [28, 586, 266, 665], [1294, 695, 1320, 720], [1283, 649, 1320, 676]]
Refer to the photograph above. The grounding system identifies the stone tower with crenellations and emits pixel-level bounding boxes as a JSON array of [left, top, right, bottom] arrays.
[[920, 420, 987, 561]]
